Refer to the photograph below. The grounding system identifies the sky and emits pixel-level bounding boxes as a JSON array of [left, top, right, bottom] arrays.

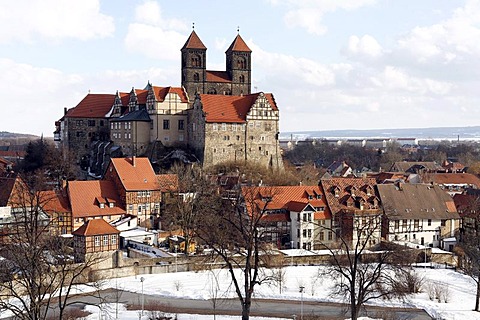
[[2, 0, 480, 136]]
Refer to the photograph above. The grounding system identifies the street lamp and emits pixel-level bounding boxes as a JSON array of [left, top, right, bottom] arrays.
[[299, 285, 305, 320], [175, 244, 178, 272], [290, 240, 294, 266], [140, 277, 145, 319]]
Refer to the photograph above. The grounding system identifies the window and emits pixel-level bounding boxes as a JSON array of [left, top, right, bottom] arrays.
[[193, 73, 200, 82], [427, 219, 432, 226], [163, 119, 170, 130], [297, 229, 300, 238], [213, 123, 218, 131], [394, 220, 399, 230], [239, 75, 245, 83], [307, 229, 312, 238], [319, 232, 324, 241], [413, 219, 419, 229], [223, 135, 230, 141], [191, 55, 201, 67], [111, 235, 117, 245], [221, 123, 227, 131], [328, 231, 333, 240], [236, 135, 240, 141], [103, 235, 108, 246], [441, 219, 446, 226], [178, 120, 185, 130], [302, 229, 307, 238], [94, 236, 100, 247]]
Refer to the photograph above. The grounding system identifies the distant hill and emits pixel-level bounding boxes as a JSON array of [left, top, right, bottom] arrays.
[[280, 126, 480, 141], [0, 131, 39, 139]]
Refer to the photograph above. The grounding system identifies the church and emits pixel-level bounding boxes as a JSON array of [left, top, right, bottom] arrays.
[[54, 30, 283, 172]]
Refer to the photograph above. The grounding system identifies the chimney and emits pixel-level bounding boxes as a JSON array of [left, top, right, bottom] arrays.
[[132, 156, 136, 167]]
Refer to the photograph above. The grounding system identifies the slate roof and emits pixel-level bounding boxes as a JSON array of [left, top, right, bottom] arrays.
[[66, 93, 115, 118], [68, 180, 125, 219], [0, 176, 17, 207], [72, 218, 120, 236], [112, 109, 151, 122], [181, 30, 206, 50], [199, 92, 278, 123], [226, 34, 252, 52], [110, 157, 159, 191], [376, 183, 460, 220]]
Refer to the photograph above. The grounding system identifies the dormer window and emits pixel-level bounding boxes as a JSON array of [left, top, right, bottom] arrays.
[[100, 203, 105, 209]]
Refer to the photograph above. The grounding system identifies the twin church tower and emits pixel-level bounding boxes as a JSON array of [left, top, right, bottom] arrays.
[[181, 30, 252, 98]]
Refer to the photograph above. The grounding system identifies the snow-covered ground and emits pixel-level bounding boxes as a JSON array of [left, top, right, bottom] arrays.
[[80, 265, 479, 320]]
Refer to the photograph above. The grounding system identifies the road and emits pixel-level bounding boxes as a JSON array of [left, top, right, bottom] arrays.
[[61, 289, 432, 320]]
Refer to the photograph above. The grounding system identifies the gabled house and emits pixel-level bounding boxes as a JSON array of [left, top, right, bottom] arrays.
[[72, 218, 120, 263], [320, 177, 382, 248], [40, 190, 72, 235], [68, 180, 126, 231], [390, 161, 442, 174], [0, 175, 50, 243], [442, 159, 466, 173], [453, 193, 480, 245], [242, 185, 331, 250], [103, 157, 161, 229], [326, 161, 354, 177], [377, 182, 460, 250], [420, 173, 480, 195]]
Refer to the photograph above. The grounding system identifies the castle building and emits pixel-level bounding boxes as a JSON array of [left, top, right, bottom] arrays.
[[188, 92, 283, 169], [55, 30, 283, 171]]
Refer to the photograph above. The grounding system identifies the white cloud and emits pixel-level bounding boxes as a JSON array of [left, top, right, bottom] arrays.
[[396, 0, 480, 65], [124, 2, 188, 61], [0, 58, 85, 135], [279, 0, 377, 35], [0, 0, 114, 43], [346, 35, 383, 59]]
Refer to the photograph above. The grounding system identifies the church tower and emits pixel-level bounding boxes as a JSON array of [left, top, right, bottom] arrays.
[[181, 30, 207, 98], [226, 34, 252, 95]]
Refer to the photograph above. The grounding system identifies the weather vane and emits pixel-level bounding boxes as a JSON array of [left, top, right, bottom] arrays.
[[192, 22, 195, 30]]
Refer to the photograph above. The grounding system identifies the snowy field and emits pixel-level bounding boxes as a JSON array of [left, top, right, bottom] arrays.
[[79, 265, 480, 320]]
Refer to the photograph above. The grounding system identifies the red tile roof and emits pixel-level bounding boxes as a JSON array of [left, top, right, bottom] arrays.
[[182, 30, 206, 50], [429, 173, 480, 187], [72, 218, 120, 236], [66, 93, 115, 118], [153, 86, 189, 103], [242, 185, 331, 220], [157, 174, 178, 192], [206, 71, 231, 83], [226, 34, 252, 53], [40, 190, 71, 214], [110, 157, 159, 191], [135, 89, 148, 105], [320, 177, 380, 215], [68, 180, 125, 218], [199, 93, 278, 123]]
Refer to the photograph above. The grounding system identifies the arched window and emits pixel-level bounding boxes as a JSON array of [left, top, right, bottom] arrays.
[[239, 75, 245, 83], [191, 54, 202, 67], [207, 88, 217, 94], [237, 57, 246, 69], [193, 73, 200, 82]]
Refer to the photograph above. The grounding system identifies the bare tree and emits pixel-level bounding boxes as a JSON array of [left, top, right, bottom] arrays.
[[318, 212, 407, 320], [166, 163, 215, 255], [195, 185, 275, 320], [0, 172, 104, 319]]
